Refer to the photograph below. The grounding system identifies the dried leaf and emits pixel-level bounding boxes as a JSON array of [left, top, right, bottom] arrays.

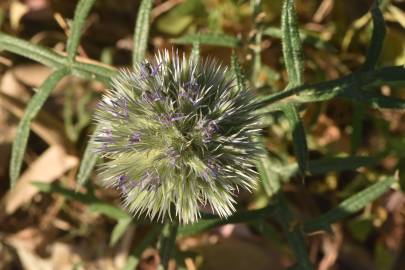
[[2, 145, 78, 215]]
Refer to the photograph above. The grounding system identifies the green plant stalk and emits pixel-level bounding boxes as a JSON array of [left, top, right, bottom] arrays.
[[66, 0, 97, 62], [256, 65, 405, 108], [178, 204, 275, 236], [122, 225, 163, 270], [280, 0, 308, 175], [159, 222, 178, 270], [0, 32, 65, 68], [10, 68, 69, 186], [250, 0, 262, 87], [274, 193, 314, 270], [252, 29, 262, 87], [76, 125, 101, 188], [0, 33, 116, 85], [303, 176, 396, 233], [1, 33, 402, 107], [133, 0, 154, 65], [362, 1, 386, 71], [190, 41, 200, 64]]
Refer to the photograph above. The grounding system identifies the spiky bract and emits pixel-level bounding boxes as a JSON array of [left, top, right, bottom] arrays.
[[92, 50, 260, 224]]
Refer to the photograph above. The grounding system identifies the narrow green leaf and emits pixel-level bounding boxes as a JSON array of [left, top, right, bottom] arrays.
[[257, 66, 405, 109], [280, 0, 308, 174], [133, 0, 154, 65], [281, 0, 303, 86], [307, 156, 378, 175], [283, 104, 308, 174], [250, 0, 263, 86], [33, 181, 131, 220], [0, 32, 65, 68], [110, 218, 132, 246], [71, 60, 117, 85], [33, 181, 97, 204], [350, 104, 366, 154], [341, 90, 405, 110], [303, 177, 396, 233], [122, 225, 162, 270], [174, 33, 241, 48], [362, 1, 386, 70], [252, 28, 262, 87], [10, 68, 69, 186], [273, 194, 314, 270], [190, 41, 200, 64], [267, 156, 380, 179], [231, 51, 246, 92], [363, 65, 405, 88], [77, 128, 99, 187], [178, 204, 275, 236], [0, 33, 117, 85], [88, 202, 130, 220], [66, 0, 97, 62]]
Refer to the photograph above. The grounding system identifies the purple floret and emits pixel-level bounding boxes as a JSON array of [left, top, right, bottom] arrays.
[[202, 120, 219, 143], [129, 132, 141, 143]]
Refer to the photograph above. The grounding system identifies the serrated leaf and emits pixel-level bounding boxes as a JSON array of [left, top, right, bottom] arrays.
[[0, 32, 64, 68], [281, 0, 303, 86], [133, 0, 154, 65], [0, 33, 116, 85], [303, 176, 396, 233], [110, 218, 132, 246], [362, 1, 386, 70], [280, 0, 308, 174], [66, 0, 96, 62], [10, 68, 69, 186], [174, 33, 241, 48]]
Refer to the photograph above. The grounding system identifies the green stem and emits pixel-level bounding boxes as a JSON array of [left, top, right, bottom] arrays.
[[159, 222, 178, 270], [273, 193, 314, 270], [122, 225, 162, 270]]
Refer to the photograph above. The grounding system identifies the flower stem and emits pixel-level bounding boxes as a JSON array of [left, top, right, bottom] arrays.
[[158, 221, 178, 270]]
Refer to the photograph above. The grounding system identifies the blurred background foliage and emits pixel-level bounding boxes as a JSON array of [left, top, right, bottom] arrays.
[[0, 0, 404, 269]]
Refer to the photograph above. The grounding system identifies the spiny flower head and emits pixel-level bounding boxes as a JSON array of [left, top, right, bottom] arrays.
[[92, 50, 261, 224]]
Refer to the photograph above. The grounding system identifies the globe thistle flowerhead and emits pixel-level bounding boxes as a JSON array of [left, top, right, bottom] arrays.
[[92, 50, 261, 224]]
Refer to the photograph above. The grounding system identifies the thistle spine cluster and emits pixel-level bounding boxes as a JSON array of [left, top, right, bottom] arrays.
[[92, 50, 261, 224]]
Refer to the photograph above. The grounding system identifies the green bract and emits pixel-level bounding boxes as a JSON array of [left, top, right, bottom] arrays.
[[92, 50, 261, 224]]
